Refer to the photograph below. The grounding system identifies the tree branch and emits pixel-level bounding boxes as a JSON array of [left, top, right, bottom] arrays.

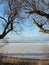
[[0, 16, 7, 23], [27, 10, 49, 19], [33, 18, 49, 34], [0, 28, 12, 39], [41, 0, 49, 6]]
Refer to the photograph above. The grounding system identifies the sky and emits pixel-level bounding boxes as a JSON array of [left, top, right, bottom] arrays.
[[0, 0, 49, 42]]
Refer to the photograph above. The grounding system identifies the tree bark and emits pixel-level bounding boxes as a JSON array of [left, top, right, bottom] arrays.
[[0, 34, 6, 39], [0, 29, 12, 39]]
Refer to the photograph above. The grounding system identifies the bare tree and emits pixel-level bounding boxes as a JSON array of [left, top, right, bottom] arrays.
[[21, 0, 49, 34], [0, 0, 22, 39], [0, 0, 49, 39]]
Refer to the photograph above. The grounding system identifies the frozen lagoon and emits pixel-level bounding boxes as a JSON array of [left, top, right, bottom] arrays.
[[0, 43, 49, 59]]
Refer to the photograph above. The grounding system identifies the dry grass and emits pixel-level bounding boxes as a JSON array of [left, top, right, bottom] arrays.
[[0, 56, 49, 65]]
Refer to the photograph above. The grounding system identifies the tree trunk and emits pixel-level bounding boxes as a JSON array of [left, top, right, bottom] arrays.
[[0, 33, 7, 39]]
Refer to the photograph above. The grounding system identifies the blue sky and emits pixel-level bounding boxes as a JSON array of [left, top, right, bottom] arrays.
[[44, 0, 49, 3], [0, 0, 49, 42]]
